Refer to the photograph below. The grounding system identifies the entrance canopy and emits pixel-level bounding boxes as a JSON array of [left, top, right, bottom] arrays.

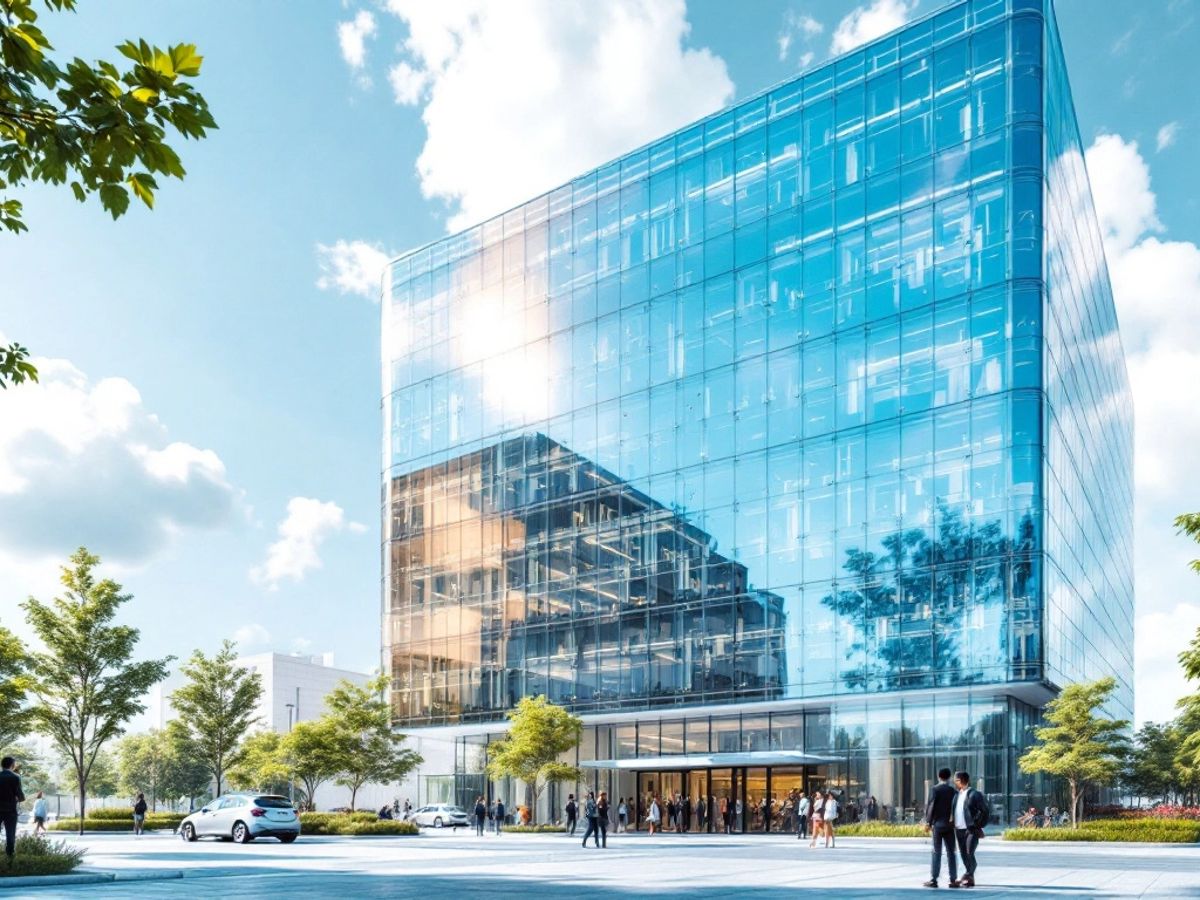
[[580, 750, 834, 770]]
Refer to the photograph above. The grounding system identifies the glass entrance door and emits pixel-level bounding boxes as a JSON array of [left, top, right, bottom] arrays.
[[687, 770, 708, 832]]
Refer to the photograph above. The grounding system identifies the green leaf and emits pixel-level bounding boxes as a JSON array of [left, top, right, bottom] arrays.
[[127, 173, 156, 209], [130, 86, 158, 104], [70, 182, 86, 203], [98, 184, 130, 219], [169, 43, 203, 77]]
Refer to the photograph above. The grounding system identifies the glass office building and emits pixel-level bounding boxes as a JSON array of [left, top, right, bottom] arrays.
[[382, 0, 1132, 827]]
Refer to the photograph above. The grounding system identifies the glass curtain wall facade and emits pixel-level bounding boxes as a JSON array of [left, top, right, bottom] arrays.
[[382, 0, 1132, 824]]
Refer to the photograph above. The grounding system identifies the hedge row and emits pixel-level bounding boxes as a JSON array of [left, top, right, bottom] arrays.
[[833, 822, 927, 837], [503, 824, 567, 833], [1003, 818, 1200, 843], [1, 835, 86, 878], [298, 813, 418, 836], [50, 812, 185, 832], [85, 807, 179, 822]]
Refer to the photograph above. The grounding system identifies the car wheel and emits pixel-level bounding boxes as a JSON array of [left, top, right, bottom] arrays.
[[181, 823, 197, 843], [433, 817, 443, 828], [278, 834, 297, 844], [233, 822, 254, 844]]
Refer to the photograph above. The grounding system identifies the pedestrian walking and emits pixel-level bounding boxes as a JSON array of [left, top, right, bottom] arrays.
[[808, 792, 824, 847], [866, 796, 879, 821], [617, 797, 628, 833], [565, 793, 578, 835], [646, 794, 661, 834], [403, 799, 412, 820], [0, 757, 24, 861], [795, 791, 810, 840], [597, 791, 610, 847], [720, 795, 730, 834], [694, 795, 706, 833], [133, 792, 148, 836], [952, 771, 990, 889], [922, 767, 958, 888], [581, 791, 600, 848], [474, 796, 487, 836], [494, 798, 506, 835], [31, 791, 48, 837], [822, 791, 838, 848]]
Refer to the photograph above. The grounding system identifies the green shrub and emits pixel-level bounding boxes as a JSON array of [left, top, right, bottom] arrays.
[[50, 812, 185, 832], [502, 824, 567, 833], [0, 835, 86, 878], [297, 812, 417, 836], [1003, 818, 1200, 843], [834, 822, 927, 837], [338, 820, 420, 836]]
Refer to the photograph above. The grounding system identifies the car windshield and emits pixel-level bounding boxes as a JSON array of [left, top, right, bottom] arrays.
[[254, 797, 293, 809]]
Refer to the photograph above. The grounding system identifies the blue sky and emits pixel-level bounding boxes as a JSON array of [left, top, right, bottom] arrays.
[[1, 0, 1197, 725]]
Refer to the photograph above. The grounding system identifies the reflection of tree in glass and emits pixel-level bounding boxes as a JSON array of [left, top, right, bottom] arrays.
[[823, 505, 1037, 692]]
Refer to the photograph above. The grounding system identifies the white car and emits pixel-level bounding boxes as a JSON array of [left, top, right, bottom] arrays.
[[410, 804, 470, 829], [179, 793, 300, 844]]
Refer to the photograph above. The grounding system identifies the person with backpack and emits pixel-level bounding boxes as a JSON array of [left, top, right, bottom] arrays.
[[580, 791, 601, 848], [132, 792, 148, 836], [951, 771, 991, 889], [596, 791, 610, 847], [493, 798, 506, 835], [565, 793, 578, 835]]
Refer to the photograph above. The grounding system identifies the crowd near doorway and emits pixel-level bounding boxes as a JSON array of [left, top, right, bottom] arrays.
[[630, 766, 831, 833]]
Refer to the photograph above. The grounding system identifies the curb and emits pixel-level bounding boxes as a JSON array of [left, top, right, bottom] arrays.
[[0, 869, 185, 888]]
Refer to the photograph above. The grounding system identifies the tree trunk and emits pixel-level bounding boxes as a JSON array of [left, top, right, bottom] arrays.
[[350, 783, 359, 811], [1070, 782, 1080, 828], [77, 775, 86, 836], [526, 780, 536, 825]]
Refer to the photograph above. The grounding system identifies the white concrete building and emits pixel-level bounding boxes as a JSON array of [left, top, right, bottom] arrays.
[[232, 652, 428, 813]]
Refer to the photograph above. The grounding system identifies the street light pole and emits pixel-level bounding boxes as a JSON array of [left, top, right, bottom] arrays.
[[285, 703, 295, 806]]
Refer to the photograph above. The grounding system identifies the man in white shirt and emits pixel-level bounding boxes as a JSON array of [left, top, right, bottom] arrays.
[[952, 771, 989, 888], [796, 792, 810, 840]]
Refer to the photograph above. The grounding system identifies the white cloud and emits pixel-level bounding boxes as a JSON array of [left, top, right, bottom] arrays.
[[388, 60, 427, 105], [380, 0, 734, 231], [315, 239, 391, 301], [830, 0, 916, 55], [1156, 121, 1180, 152], [1136, 603, 1200, 725], [250, 497, 359, 591], [337, 9, 377, 70], [778, 10, 823, 63], [1082, 134, 1200, 723], [0, 347, 239, 563], [233, 623, 272, 649]]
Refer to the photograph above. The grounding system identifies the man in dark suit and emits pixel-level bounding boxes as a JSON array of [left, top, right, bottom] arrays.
[[922, 767, 958, 888], [0, 756, 25, 860], [952, 771, 990, 888]]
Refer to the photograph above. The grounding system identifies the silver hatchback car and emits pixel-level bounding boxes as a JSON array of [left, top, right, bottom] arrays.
[[180, 793, 300, 844]]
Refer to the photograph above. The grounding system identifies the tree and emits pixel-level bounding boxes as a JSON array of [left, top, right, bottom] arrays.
[[0, 343, 37, 389], [1125, 722, 1181, 804], [485, 695, 582, 824], [0, 0, 216, 387], [0, 0, 216, 234], [226, 730, 290, 796], [86, 747, 118, 799], [117, 730, 169, 810], [0, 741, 56, 796], [170, 640, 262, 798], [0, 622, 31, 747], [1019, 677, 1130, 827], [22, 548, 172, 833], [325, 675, 422, 810], [281, 719, 340, 811], [159, 721, 210, 811], [1175, 515, 1200, 774]]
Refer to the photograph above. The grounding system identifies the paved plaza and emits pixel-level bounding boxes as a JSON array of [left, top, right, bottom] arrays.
[[5, 831, 1198, 898]]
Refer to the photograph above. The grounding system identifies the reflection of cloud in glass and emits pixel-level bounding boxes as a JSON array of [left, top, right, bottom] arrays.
[[457, 291, 549, 426]]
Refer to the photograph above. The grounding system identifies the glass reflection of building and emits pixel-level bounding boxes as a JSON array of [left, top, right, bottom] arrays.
[[382, 0, 1132, 828]]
